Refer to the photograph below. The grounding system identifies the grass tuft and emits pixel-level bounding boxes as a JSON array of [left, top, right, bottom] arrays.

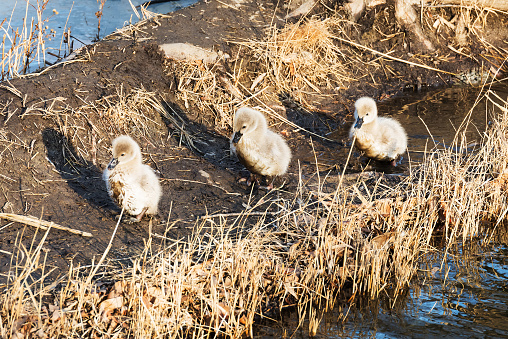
[[1, 91, 507, 338]]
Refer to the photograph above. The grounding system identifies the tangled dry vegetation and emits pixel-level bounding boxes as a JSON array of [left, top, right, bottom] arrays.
[[171, 15, 361, 132], [172, 5, 507, 131], [2, 1, 508, 338], [1, 91, 507, 338]]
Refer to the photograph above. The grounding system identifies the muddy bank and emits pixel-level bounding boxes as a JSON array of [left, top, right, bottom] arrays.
[[0, 0, 506, 276]]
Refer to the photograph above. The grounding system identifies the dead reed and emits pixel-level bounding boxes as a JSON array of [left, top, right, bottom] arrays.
[[0, 0, 58, 80], [170, 58, 244, 133], [240, 16, 355, 105], [172, 6, 507, 128], [1, 90, 507, 337]]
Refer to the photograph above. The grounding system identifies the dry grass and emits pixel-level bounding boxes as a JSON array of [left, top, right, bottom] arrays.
[[0, 0, 58, 80], [18, 86, 169, 166], [170, 16, 360, 129], [93, 86, 165, 139], [172, 7, 507, 129], [1, 90, 507, 337], [1, 1, 508, 338], [240, 17, 355, 104], [172, 59, 239, 133], [421, 2, 508, 77]]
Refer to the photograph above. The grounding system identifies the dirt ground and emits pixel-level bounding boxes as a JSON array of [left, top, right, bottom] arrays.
[[0, 0, 506, 280]]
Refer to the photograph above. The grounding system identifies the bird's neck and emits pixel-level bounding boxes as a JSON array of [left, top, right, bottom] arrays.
[[121, 155, 142, 169], [361, 119, 377, 132]]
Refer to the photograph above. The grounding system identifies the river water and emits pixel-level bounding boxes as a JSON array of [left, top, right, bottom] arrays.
[[261, 244, 508, 338], [1, 0, 196, 70], [258, 84, 508, 338]]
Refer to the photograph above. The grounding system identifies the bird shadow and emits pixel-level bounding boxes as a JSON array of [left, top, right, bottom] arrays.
[[158, 100, 242, 172], [41, 128, 119, 213]]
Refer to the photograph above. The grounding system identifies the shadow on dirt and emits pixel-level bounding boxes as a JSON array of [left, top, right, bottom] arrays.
[[41, 128, 118, 213], [159, 100, 243, 173]]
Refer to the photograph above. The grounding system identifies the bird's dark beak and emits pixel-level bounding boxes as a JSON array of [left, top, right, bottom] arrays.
[[107, 158, 118, 170], [354, 117, 364, 129], [232, 131, 243, 144]]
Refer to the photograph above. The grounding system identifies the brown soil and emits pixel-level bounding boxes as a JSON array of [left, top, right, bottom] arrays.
[[0, 0, 506, 279]]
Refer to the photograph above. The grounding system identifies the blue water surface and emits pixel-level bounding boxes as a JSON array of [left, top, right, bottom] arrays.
[[1, 0, 196, 69]]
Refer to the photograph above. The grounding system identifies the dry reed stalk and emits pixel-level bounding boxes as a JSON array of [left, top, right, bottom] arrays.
[[0, 213, 92, 237], [171, 59, 240, 132], [1, 79, 508, 338], [94, 0, 107, 41], [0, 0, 58, 80], [238, 16, 354, 106], [96, 86, 164, 139], [333, 35, 458, 76]]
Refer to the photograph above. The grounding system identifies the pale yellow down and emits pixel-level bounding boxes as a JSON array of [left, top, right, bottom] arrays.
[[349, 97, 407, 161], [103, 135, 161, 218], [230, 107, 291, 177]]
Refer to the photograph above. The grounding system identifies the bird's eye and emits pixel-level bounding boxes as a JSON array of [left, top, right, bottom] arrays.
[[120, 153, 125, 157], [242, 125, 246, 129]]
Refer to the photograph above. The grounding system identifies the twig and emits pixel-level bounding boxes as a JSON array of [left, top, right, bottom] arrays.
[[18, 58, 85, 79], [0, 213, 93, 237], [216, 0, 240, 11], [85, 208, 123, 285], [252, 94, 336, 142], [200, 210, 282, 219], [155, 98, 200, 152], [0, 83, 23, 99], [334, 35, 458, 76]]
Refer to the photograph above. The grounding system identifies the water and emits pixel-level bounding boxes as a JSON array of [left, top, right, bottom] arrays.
[[412, 247, 508, 338], [381, 86, 496, 162], [321, 84, 508, 173], [255, 243, 508, 338], [258, 84, 508, 338], [0, 0, 196, 70]]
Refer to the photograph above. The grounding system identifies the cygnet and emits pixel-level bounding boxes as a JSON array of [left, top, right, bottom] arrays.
[[349, 97, 407, 162], [230, 107, 291, 188], [103, 135, 161, 221]]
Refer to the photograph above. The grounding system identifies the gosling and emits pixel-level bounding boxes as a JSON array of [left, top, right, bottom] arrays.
[[230, 107, 291, 189], [103, 135, 161, 221], [349, 97, 407, 163]]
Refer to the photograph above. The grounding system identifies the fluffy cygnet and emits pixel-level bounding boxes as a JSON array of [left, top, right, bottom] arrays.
[[230, 107, 291, 188], [349, 97, 407, 162], [103, 135, 161, 221]]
